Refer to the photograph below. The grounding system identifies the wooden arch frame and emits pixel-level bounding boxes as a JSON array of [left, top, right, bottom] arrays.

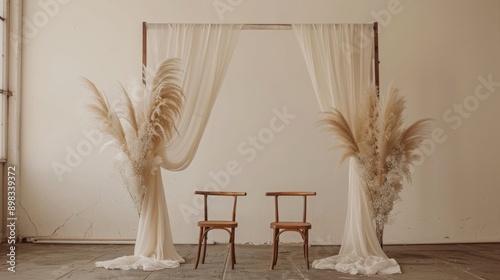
[[141, 22, 380, 95]]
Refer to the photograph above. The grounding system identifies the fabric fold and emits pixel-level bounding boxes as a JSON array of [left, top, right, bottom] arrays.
[[96, 23, 242, 271], [96, 255, 180, 271], [146, 23, 243, 171], [313, 254, 400, 275], [293, 23, 401, 275], [95, 172, 184, 271]]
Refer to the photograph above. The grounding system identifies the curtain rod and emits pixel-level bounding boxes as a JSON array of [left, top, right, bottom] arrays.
[[243, 24, 292, 30], [241, 23, 374, 30], [145, 23, 375, 31]]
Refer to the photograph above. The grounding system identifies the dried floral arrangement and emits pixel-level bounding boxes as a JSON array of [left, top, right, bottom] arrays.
[[321, 87, 431, 246], [84, 58, 184, 214]]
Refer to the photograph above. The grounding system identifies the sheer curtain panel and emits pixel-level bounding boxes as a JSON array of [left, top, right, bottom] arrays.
[[147, 23, 243, 171], [293, 23, 401, 275], [96, 23, 242, 271]]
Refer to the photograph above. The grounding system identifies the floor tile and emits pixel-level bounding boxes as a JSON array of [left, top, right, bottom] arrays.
[[1, 243, 499, 280]]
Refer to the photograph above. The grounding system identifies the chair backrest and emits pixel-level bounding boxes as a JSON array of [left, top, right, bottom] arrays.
[[195, 191, 247, 221], [265, 192, 316, 223]]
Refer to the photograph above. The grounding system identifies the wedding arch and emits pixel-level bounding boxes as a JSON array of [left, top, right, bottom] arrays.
[[96, 22, 401, 275]]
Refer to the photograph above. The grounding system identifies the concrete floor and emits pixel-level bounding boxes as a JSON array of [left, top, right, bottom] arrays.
[[1, 243, 499, 279]]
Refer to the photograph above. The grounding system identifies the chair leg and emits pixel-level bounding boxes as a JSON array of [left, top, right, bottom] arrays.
[[195, 227, 204, 269], [302, 232, 306, 265], [202, 228, 208, 264], [271, 229, 279, 270], [230, 228, 236, 269], [304, 229, 310, 270]]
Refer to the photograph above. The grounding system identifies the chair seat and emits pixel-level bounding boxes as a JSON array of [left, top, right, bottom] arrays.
[[271, 221, 311, 230], [198, 220, 238, 228]]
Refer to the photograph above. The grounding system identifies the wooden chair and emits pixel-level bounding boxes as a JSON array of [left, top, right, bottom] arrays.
[[266, 191, 316, 270], [194, 191, 247, 269]]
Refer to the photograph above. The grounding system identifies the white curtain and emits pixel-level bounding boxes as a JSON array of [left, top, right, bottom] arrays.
[[96, 173, 182, 271], [293, 23, 401, 275], [147, 23, 243, 171], [96, 23, 242, 271]]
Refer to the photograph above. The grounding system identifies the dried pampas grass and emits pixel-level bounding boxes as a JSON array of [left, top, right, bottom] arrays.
[[84, 58, 184, 214], [321, 86, 431, 246]]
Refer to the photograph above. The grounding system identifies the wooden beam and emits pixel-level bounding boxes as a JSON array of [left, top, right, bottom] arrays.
[[242, 24, 292, 30], [373, 22, 380, 97], [142, 22, 147, 84]]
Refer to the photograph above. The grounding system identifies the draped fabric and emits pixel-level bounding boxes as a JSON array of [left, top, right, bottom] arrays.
[[96, 173, 182, 271], [293, 24, 401, 275], [96, 24, 242, 271], [147, 23, 243, 171], [133, 173, 182, 264]]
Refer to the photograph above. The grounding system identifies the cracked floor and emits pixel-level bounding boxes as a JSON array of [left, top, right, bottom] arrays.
[[1, 243, 500, 279]]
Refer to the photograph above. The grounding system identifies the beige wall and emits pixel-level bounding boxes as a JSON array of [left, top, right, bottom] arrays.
[[18, 0, 500, 245]]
